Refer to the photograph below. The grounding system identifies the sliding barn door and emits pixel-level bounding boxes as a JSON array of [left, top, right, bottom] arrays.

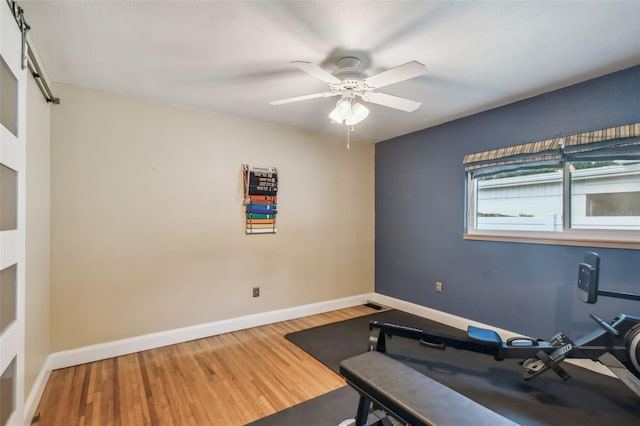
[[0, 3, 26, 425]]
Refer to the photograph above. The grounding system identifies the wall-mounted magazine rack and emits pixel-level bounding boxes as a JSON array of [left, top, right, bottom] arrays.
[[243, 164, 277, 234]]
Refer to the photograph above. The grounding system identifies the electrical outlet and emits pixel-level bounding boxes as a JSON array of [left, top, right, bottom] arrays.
[[253, 286, 260, 297], [435, 281, 443, 293]]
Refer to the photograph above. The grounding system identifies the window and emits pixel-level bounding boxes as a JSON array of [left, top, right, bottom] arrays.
[[464, 123, 640, 247], [571, 161, 640, 230], [474, 168, 563, 232]]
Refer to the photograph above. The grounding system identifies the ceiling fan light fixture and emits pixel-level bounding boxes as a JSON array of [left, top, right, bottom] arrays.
[[329, 108, 345, 124], [329, 98, 353, 123], [345, 102, 369, 126], [336, 98, 352, 116]]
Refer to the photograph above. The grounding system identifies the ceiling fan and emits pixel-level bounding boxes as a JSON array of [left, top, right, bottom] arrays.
[[269, 57, 427, 126]]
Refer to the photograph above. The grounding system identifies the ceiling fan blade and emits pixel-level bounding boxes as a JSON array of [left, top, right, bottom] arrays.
[[362, 92, 422, 112], [292, 61, 343, 84], [362, 61, 427, 89], [269, 91, 337, 105]]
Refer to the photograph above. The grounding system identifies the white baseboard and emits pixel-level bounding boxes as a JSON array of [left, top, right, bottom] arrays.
[[47, 293, 374, 371], [23, 357, 52, 426], [369, 293, 520, 337], [23, 291, 615, 422], [369, 293, 614, 377], [23, 293, 374, 424]]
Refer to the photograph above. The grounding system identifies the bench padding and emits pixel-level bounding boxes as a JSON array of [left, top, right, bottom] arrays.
[[340, 351, 517, 426]]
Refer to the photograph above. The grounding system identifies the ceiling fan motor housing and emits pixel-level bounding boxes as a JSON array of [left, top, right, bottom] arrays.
[[330, 57, 381, 99], [332, 57, 365, 80]]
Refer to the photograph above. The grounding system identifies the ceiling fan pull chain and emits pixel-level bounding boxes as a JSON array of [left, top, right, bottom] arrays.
[[346, 125, 351, 150]]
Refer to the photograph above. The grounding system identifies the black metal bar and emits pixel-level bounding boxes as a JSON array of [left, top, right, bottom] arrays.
[[369, 320, 628, 362], [598, 289, 640, 302], [370, 321, 504, 358], [354, 394, 370, 426]]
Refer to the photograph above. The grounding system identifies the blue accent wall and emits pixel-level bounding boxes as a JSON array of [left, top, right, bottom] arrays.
[[375, 65, 640, 338]]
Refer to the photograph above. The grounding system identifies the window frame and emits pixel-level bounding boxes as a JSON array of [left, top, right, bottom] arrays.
[[464, 132, 640, 250]]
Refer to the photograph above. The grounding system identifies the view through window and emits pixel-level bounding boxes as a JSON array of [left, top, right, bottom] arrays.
[[470, 160, 640, 234]]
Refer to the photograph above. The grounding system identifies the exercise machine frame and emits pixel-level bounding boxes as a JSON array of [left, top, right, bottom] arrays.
[[368, 252, 640, 398]]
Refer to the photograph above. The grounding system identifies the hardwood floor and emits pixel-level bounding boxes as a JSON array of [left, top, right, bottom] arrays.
[[34, 305, 382, 425]]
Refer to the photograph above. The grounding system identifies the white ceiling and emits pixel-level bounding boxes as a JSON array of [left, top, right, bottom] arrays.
[[21, 1, 640, 143]]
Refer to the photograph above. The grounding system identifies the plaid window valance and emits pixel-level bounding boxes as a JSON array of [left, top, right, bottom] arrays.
[[463, 122, 640, 176]]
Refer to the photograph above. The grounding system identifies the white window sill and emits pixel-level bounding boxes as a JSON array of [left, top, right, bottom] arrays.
[[464, 230, 640, 250]]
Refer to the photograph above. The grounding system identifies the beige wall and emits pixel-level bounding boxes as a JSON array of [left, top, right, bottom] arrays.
[[25, 77, 51, 398], [50, 83, 375, 351]]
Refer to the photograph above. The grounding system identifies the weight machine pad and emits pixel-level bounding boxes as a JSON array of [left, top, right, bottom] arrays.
[[340, 351, 517, 426], [467, 325, 502, 347]]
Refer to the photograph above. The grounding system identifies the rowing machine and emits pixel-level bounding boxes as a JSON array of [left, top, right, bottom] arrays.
[[368, 252, 640, 398]]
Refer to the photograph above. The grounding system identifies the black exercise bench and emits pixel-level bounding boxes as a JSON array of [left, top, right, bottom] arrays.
[[340, 351, 518, 426]]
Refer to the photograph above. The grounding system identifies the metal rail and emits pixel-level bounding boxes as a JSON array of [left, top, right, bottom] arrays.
[[5, 0, 60, 104]]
